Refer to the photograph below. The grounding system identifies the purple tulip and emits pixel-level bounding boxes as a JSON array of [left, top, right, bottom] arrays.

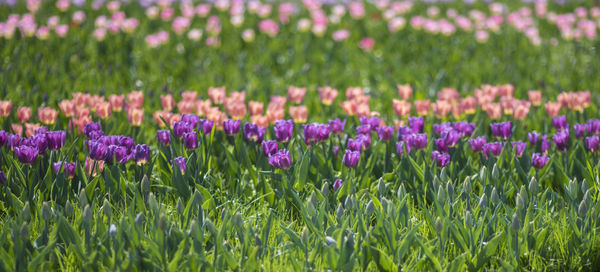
[[376, 126, 394, 141], [8, 134, 21, 150], [105, 145, 130, 164], [528, 131, 540, 146], [173, 156, 187, 174], [343, 149, 360, 168], [356, 134, 371, 150], [433, 122, 452, 136], [46, 131, 66, 150], [14, 145, 39, 164], [0, 170, 6, 185], [441, 129, 461, 147], [316, 124, 331, 141], [541, 135, 552, 153], [397, 126, 412, 141], [408, 116, 424, 133], [406, 133, 428, 150], [134, 144, 150, 165], [244, 123, 265, 144], [333, 146, 340, 156], [157, 130, 171, 146], [268, 149, 292, 169], [0, 130, 8, 147], [173, 121, 194, 138], [531, 153, 549, 169], [347, 138, 363, 152], [490, 122, 512, 139], [511, 141, 527, 157], [274, 120, 294, 142], [360, 116, 380, 130], [333, 179, 343, 192], [573, 124, 587, 138], [587, 119, 600, 134], [432, 151, 450, 167], [356, 125, 372, 135], [199, 119, 215, 134], [468, 136, 486, 153], [87, 140, 108, 160], [84, 122, 102, 139], [183, 131, 198, 149], [435, 138, 449, 153], [396, 141, 409, 155], [261, 140, 279, 157], [329, 119, 346, 134], [585, 136, 599, 152], [53, 161, 76, 178], [552, 115, 568, 131], [483, 142, 503, 158], [223, 119, 241, 136], [181, 114, 200, 128], [24, 134, 48, 155], [453, 122, 476, 137], [553, 130, 570, 152]]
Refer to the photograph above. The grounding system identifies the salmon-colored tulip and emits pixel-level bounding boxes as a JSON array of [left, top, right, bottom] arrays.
[[437, 88, 459, 102], [206, 110, 227, 130], [75, 106, 90, 118], [345, 87, 363, 100], [499, 84, 514, 97], [355, 103, 371, 117], [108, 94, 124, 112], [88, 95, 105, 110], [340, 100, 356, 116], [545, 101, 561, 117], [229, 91, 246, 103], [70, 115, 92, 134], [72, 92, 90, 107], [269, 96, 287, 109], [195, 99, 212, 116], [224, 98, 246, 119], [393, 99, 412, 117], [460, 96, 477, 114], [414, 100, 430, 116], [177, 100, 195, 115], [0, 100, 12, 117], [500, 96, 515, 115], [318, 86, 338, 106], [250, 115, 269, 128], [127, 90, 144, 109], [266, 108, 285, 124], [128, 108, 144, 126], [397, 84, 412, 100], [513, 101, 530, 120], [161, 94, 175, 111], [248, 101, 264, 116], [85, 157, 104, 177], [38, 107, 58, 125], [432, 100, 452, 118], [25, 123, 43, 138], [17, 107, 32, 123], [153, 110, 172, 127], [96, 102, 112, 119], [289, 105, 308, 123], [59, 100, 75, 117], [181, 91, 198, 101], [485, 103, 502, 119], [208, 86, 226, 104], [288, 86, 306, 104], [11, 124, 22, 136], [169, 114, 182, 128], [528, 90, 542, 106]]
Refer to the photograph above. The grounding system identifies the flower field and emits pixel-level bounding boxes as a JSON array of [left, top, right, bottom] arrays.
[[1, 0, 600, 270]]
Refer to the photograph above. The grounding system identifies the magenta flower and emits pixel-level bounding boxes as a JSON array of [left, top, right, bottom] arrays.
[[53, 161, 76, 178], [244, 123, 266, 144], [223, 119, 241, 136], [468, 136, 486, 153], [157, 130, 171, 146], [343, 149, 360, 168], [0, 130, 8, 147], [0, 170, 6, 185], [46, 131, 66, 150], [356, 125, 372, 135], [490, 121, 512, 139], [84, 122, 102, 139], [483, 142, 503, 158], [408, 117, 424, 133], [268, 149, 292, 169], [173, 121, 193, 138], [452, 122, 476, 137], [183, 131, 198, 150], [329, 119, 346, 134], [531, 153, 549, 169], [528, 131, 540, 146], [396, 141, 408, 155], [199, 119, 214, 134], [376, 126, 394, 141], [573, 124, 588, 138], [432, 151, 450, 167], [585, 136, 599, 152], [134, 144, 150, 165], [261, 140, 279, 157], [274, 120, 294, 142], [511, 141, 527, 157], [173, 156, 187, 174], [14, 145, 39, 164], [553, 130, 570, 152], [333, 179, 343, 191], [406, 133, 428, 150], [552, 115, 568, 131]]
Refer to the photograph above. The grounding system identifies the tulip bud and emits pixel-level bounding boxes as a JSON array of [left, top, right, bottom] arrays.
[[64, 200, 73, 217], [82, 205, 92, 224], [109, 224, 117, 237], [79, 188, 88, 208], [528, 176, 538, 194], [159, 213, 168, 231], [141, 175, 150, 194], [478, 193, 487, 208], [321, 182, 330, 197], [193, 190, 203, 205], [581, 181, 589, 195], [42, 202, 51, 221], [434, 216, 443, 233], [301, 227, 309, 244], [440, 167, 448, 182], [336, 203, 345, 218], [491, 187, 499, 205], [519, 185, 528, 204], [479, 166, 487, 181], [463, 176, 472, 194], [569, 179, 578, 199], [464, 211, 472, 226], [381, 197, 389, 212], [344, 195, 353, 208], [578, 198, 588, 217], [516, 193, 525, 210], [378, 179, 386, 196], [148, 193, 158, 212], [176, 198, 185, 214], [433, 176, 440, 191], [135, 212, 144, 226], [492, 163, 499, 180], [397, 184, 406, 199], [366, 200, 375, 215], [310, 192, 318, 207], [446, 181, 454, 201], [437, 187, 446, 205], [22, 202, 31, 222], [512, 213, 521, 231], [102, 199, 112, 218]]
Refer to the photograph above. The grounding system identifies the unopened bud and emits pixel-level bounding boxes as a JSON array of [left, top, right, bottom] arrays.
[[440, 167, 448, 182], [516, 193, 525, 210], [366, 200, 375, 215], [491, 187, 499, 205], [512, 213, 521, 231], [581, 181, 589, 195], [310, 192, 318, 207], [176, 198, 185, 214], [159, 213, 168, 231], [463, 176, 472, 194], [102, 199, 112, 218], [321, 182, 330, 197], [397, 184, 406, 199], [437, 187, 446, 205], [82, 205, 92, 224], [64, 200, 73, 217], [378, 179, 386, 196], [528, 176, 538, 194], [464, 211, 472, 226], [344, 195, 353, 208], [336, 203, 345, 218], [434, 217, 443, 233], [433, 176, 440, 191], [22, 202, 31, 222], [579, 199, 588, 217], [20, 222, 29, 238], [42, 202, 51, 221], [135, 212, 144, 225], [109, 224, 117, 237], [479, 166, 487, 181], [79, 189, 88, 208], [492, 163, 499, 180], [446, 181, 454, 201], [141, 175, 150, 194], [148, 193, 158, 212], [478, 193, 487, 208], [519, 186, 528, 205]]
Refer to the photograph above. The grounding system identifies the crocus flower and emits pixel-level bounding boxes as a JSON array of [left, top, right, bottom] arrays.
[[483, 142, 503, 158], [46, 131, 66, 150], [173, 121, 193, 138], [268, 149, 292, 169], [531, 153, 549, 169], [490, 121, 512, 139], [468, 136, 486, 153], [157, 130, 171, 146], [274, 120, 294, 142], [223, 119, 241, 135], [134, 144, 150, 165], [585, 136, 599, 152], [377, 126, 394, 141], [408, 116, 424, 133], [53, 161, 76, 178], [244, 123, 265, 143], [173, 157, 187, 174], [552, 115, 569, 131], [261, 140, 279, 157], [432, 151, 450, 167], [183, 131, 198, 149], [0, 130, 8, 147], [14, 145, 39, 164], [0, 170, 6, 184], [553, 130, 570, 152], [573, 124, 587, 138], [511, 141, 527, 157], [343, 149, 360, 168], [333, 179, 343, 192], [406, 133, 428, 150]]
